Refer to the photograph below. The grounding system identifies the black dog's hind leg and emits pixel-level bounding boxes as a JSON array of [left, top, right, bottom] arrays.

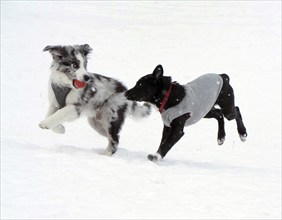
[[148, 113, 190, 161], [235, 106, 247, 141], [217, 74, 247, 142], [204, 107, 226, 145]]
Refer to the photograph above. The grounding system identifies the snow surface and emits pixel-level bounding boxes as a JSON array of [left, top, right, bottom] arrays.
[[1, 1, 281, 219]]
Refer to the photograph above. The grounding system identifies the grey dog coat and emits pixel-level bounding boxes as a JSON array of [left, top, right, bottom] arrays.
[[161, 74, 223, 127]]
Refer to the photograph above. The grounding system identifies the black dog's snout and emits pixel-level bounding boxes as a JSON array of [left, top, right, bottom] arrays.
[[125, 90, 133, 100], [83, 75, 90, 81], [125, 91, 130, 98]]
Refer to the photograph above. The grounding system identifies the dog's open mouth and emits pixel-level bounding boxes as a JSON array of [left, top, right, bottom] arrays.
[[73, 79, 86, 89]]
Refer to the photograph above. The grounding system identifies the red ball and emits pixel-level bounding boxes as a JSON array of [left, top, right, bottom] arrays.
[[73, 79, 86, 89]]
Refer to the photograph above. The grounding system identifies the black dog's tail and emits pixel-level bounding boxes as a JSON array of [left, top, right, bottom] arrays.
[[220, 73, 230, 83], [129, 102, 151, 119]]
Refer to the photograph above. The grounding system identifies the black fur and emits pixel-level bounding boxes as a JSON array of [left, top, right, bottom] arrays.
[[126, 65, 247, 161]]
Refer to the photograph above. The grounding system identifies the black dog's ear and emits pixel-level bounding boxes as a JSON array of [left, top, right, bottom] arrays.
[[80, 44, 92, 57], [153, 65, 163, 79], [43, 45, 65, 59]]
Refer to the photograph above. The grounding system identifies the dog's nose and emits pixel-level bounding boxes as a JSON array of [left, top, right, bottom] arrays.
[[125, 91, 134, 100], [83, 75, 90, 81], [125, 91, 131, 99]]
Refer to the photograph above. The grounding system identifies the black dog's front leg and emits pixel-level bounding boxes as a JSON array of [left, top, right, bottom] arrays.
[[148, 113, 190, 161], [160, 125, 171, 145]]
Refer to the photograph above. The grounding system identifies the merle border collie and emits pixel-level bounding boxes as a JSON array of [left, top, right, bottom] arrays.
[[39, 44, 151, 155], [126, 65, 247, 161]]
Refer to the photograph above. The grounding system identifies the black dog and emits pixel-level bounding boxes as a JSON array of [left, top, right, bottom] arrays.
[[125, 65, 247, 161]]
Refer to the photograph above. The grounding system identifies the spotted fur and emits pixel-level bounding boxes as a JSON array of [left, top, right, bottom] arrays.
[[39, 44, 151, 155]]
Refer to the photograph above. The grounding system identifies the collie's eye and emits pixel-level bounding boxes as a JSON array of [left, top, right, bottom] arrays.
[[71, 63, 78, 69]]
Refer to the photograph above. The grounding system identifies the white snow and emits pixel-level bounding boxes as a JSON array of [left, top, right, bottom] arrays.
[[1, 1, 281, 219]]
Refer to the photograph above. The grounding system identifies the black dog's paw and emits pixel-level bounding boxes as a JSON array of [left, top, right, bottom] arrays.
[[217, 137, 225, 146], [148, 154, 158, 161], [239, 133, 247, 142], [147, 153, 162, 162]]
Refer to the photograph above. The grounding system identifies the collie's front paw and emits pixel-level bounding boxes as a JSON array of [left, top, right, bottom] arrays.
[[39, 120, 50, 129], [52, 124, 65, 134], [147, 153, 162, 162]]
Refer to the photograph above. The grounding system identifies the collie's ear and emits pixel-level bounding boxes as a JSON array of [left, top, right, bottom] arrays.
[[153, 65, 163, 79], [80, 44, 92, 57], [43, 46, 52, 52], [43, 45, 65, 59], [43, 45, 61, 53]]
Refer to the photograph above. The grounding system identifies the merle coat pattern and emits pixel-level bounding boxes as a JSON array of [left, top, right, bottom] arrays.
[[125, 65, 247, 161], [39, 44, 151, 155]]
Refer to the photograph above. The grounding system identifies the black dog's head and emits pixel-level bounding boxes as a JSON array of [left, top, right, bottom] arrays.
[[126, 65, 171, 103]]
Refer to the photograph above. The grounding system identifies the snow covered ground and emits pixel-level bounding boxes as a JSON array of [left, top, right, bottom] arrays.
[[1, 1, 281, 219]]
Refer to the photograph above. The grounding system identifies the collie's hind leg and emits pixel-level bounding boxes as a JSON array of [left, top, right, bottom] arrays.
[[88, 116, 118, 155], [106, 104, 127, 155], [88, 117, 108, 137], [88, 117, 112, 155]]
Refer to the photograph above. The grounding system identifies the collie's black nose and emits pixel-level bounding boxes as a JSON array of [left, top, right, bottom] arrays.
[[83, 75, 90, 81]]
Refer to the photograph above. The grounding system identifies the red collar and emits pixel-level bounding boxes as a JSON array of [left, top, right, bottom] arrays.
[[159, 82, 176, 113]]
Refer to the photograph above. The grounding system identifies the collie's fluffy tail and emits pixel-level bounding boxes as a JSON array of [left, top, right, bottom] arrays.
[[129, 102, 151, 119]]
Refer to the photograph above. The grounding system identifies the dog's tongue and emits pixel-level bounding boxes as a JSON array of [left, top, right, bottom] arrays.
[[73, 79, 86, 89]]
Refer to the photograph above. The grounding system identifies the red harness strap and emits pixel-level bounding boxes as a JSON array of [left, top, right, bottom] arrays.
[[159, 82, 176, 113]]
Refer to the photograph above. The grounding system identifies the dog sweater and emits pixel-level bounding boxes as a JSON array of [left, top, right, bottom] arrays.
[[161, 74, 223, 127]]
